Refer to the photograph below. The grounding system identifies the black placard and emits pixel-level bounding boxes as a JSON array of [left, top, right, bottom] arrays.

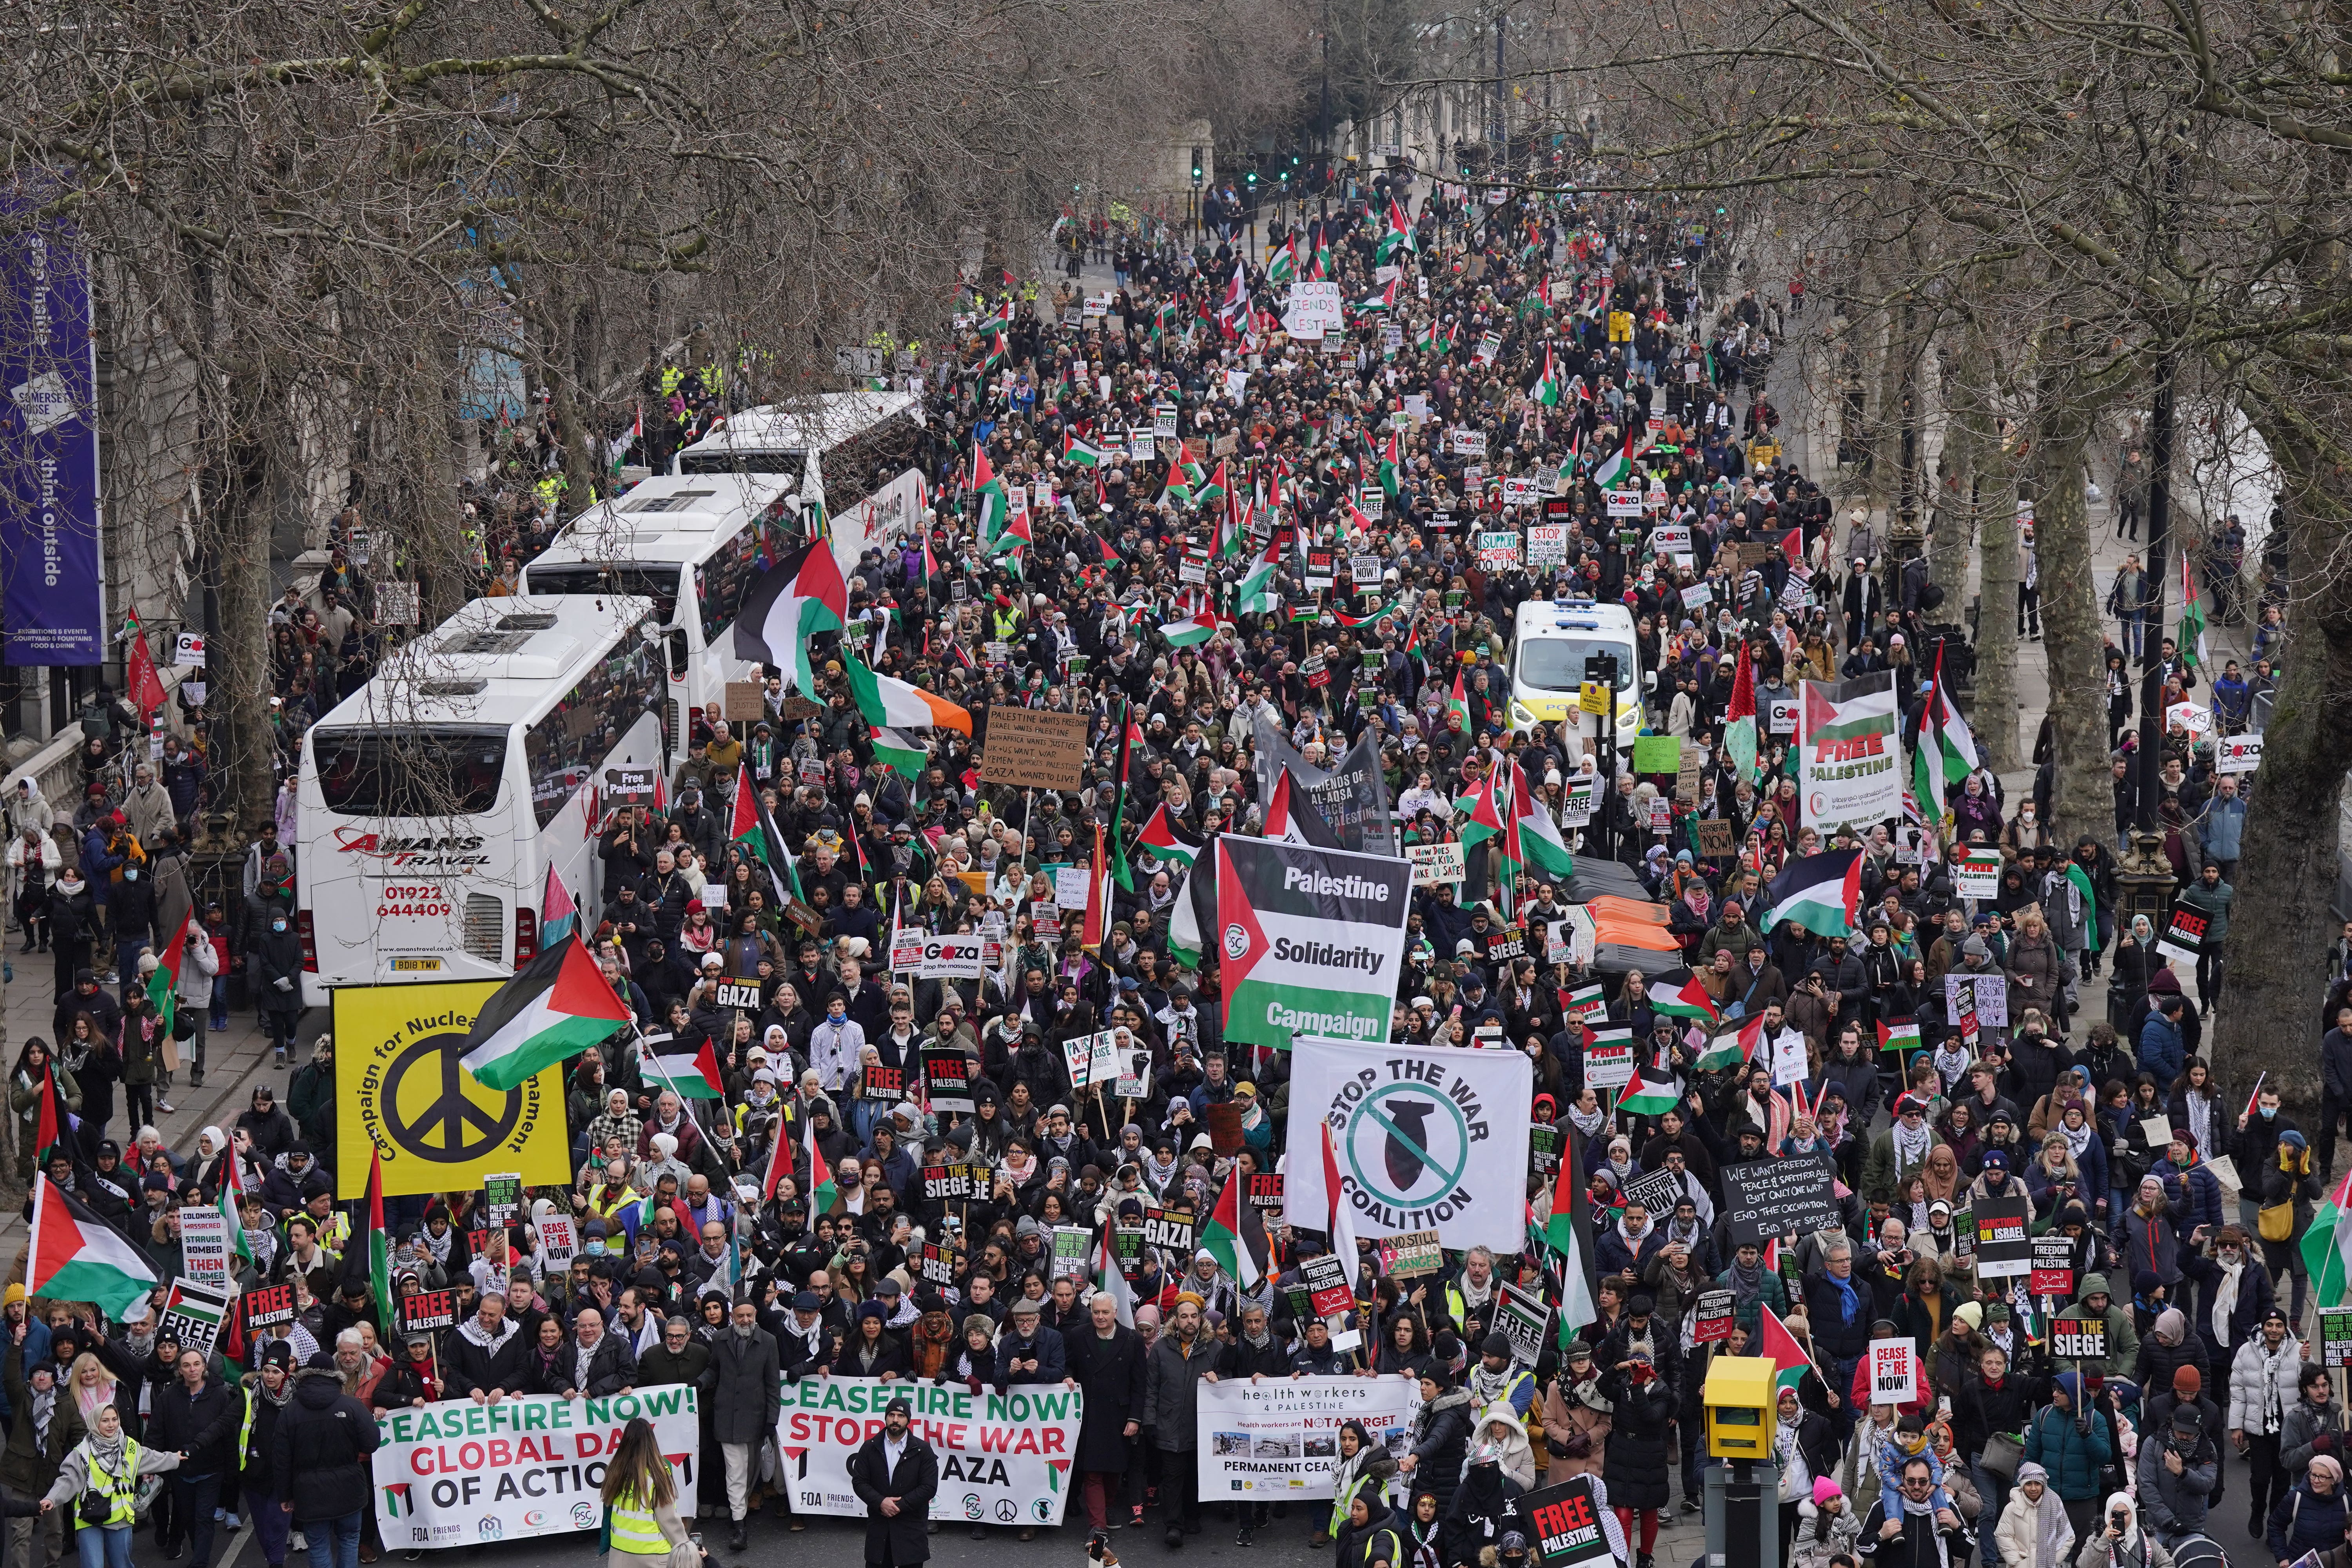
[[2050, 1321, 2107, 1361], [1719, 1158, 1841, 1246], [402, 1290, 457, 1332], [1142, 1205, 1196, 1254]]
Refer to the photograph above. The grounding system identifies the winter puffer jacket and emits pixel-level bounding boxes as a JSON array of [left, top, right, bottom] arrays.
[[2022, 1385, 2112, 1502], [2267, 1477, 2352, 1563], [270, 1367, 381, 1524], [2228, 1335, 2306, 1436]]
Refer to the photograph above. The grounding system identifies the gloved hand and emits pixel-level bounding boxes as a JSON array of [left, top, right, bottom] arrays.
[[273, 976, 293, 991]]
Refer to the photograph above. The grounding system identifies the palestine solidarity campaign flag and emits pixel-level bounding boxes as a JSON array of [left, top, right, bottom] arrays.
[[1214, 837, 1412, 1053], [729, 540, 849, 699], [458, 934, 634, 1091], [1762, 849, 1863, 938], [1797, 673, 1904, 828]]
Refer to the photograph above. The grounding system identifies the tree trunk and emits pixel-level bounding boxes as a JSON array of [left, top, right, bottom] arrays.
[[1975, 457, 2022, 772], [1927, 341, 1982, 618], [2033, 396, 2110, 847], [205, 425, 276, 838], [2210, 420, 2352, 1112]]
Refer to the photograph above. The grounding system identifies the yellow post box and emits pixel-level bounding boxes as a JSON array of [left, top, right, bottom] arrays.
[[1703, 1357, 1776, 1461]]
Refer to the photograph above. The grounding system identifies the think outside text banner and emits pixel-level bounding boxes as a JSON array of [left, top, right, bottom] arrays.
[[777, 1376, 1084, 1528], [1283, 1034, 1534, 1253], [0, 192, 105, 666], [371, 1388, 701, 1551], [1198, 1375, 1421, 1498]]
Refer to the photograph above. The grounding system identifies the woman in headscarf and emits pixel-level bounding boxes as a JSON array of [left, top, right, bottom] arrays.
[[1475, 1403, 1537, 1491], [2075, 1490, 2172, 1568], [1772, 1384, 1840, 1562], [2122, 1175, 2184, 1290], [1539, 1341, 1612, 1479], [40, 1403, 177, 1555], [1919, 1144, 1964, 1211]]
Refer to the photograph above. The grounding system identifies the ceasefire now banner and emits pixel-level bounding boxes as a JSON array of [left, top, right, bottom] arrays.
[[1283, 1035, 1533, 1252], [372, 1388, 701, 1551], [777, 1376, 1084, 1528], [1215, 838, 1412, 1053]]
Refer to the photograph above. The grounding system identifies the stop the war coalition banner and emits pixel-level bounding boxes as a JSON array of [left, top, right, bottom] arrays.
[[371, 1388, 701, 1550], [778, 1376, 1084, 1527], [1198, 1376, 1421, 1496], [1283, 1034, 1534, 1252], [1217, 838, 1412, 1053]]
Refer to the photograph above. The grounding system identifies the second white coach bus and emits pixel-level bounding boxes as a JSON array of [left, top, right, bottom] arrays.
[[295, 593, 661, 1005]]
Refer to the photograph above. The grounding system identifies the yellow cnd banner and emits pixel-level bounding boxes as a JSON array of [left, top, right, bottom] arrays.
[[332, 980, 573, 1199]]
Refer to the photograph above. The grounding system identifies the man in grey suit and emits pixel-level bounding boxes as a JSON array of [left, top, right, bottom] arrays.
[[701, 1294, 781, 1552]]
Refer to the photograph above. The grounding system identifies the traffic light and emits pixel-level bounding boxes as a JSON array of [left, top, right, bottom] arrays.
[[1191, 146, 1204, 183]]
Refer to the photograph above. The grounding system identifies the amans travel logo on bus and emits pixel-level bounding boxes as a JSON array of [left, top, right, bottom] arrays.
[[332, 827, 491, 870]]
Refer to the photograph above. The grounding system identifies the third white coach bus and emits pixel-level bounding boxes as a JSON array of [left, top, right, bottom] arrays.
[[671, 388, 926, 568], [295, 593, 661, 1005]]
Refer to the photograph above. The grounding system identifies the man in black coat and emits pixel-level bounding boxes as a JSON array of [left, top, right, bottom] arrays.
[[271, 1352, 383, 1562], [848, 1395, 939, 1568], [147, 1345, 239, 1568], [1063, 1292, 1148, 1534], [552, 1307, 637, 1399], [441, 1293, 531, 1402], [704, 1296, 781, 1550]]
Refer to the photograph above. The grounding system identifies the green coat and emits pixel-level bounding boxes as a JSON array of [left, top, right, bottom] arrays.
[[8, 1066, 80, 1148]]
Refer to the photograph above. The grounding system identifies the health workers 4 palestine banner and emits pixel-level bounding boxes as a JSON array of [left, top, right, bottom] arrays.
[[1215, 837, 1412, 1053], [1797, 672, 1904, 831], [778, 1376, 1085, 1527], [372, 1388, 701, 1550], [1284, 1035, 1534, 1253], [1198, 1375, 1421, 1497]]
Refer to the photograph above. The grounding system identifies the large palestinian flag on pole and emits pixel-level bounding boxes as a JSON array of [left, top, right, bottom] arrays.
[[1797, 672, 1903, 831], [1762, 849, 1864, 938], [457, 935, 633, 1091], [1213, 837, 1412, 1052], [27, 1176, 157, 1320], [729, 540, 848, 699]]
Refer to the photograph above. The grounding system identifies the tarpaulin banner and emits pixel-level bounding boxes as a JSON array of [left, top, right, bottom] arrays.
[[1797, 673, 1902, 831], [0, 192, 104, 666], [777, 1376, 1083, 1528], [1283, 1034, 1533, 1253], [1216, 837, 1411, 1053], [1197, 1375, 1420, 1497], [371, 1387, 701, 1550], [1253, 720, 1398, 855]]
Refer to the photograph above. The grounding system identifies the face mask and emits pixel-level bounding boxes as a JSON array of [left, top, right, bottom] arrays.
[[586, 1240, 606, 1256], [125, 869, 138, 881], [2262, 1107, 2277, 1120], [272, 920, 287, 933]]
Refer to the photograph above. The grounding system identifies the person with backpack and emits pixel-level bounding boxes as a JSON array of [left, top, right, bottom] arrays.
[[2023, 1373, 2112, 1543], [2267, 1453, 2352, 1566]]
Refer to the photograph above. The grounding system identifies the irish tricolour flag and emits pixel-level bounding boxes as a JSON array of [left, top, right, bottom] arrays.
[[843, 651, 971, 734], [1762, 848, 1862, 939], [28, 1175, 158, 1320], [458, 934, 634, 1091]]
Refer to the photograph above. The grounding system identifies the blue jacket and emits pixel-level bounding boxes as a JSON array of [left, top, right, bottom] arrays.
[[2021, 1385, 2112, 1501], [2267, 1477, 2352, 1561], [2198, 797, 2246, 863], [2157, 1159, 2223, 1240], [2137, 1016, 2184, 1085]]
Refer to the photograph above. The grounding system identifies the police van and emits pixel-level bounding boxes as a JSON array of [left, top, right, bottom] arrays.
[[1508, 596, 1646, 750]]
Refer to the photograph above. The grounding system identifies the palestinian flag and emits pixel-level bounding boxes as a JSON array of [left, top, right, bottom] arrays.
[[1376, 196, 1416, 263], [760, 1104, 799, 1201], [2180, 554, 2209, 670], [980, 326, 1009, 371], [1201, 1167, 1265, 1289], [729, 539, 848, 699], [1134, 802, 1200, 870], [1261, 770, 1343, 848], [966, 445, 1009, 542], [870, 726, 928, 782], [147, 910, 196, 1037], [1761, 849, 1863, 938], [1912, 645, 1976, 817], [1801, 673, 1899, 748], [642, 1031, 725, 1100], [1417, 319, 1455, 356], [2065, 862, 2103, 953], [1724, 639, 1759, 786], [1532, 345, 1563, 407], [1446, 669, 1471, 732], [1352, 278, 1396, 317], [217, 1140, 255, 1267], [1195, 459, 1230, 512], [1650, 968, 1719, 1024], [33, 1062, 77, 1165], [456, 934, 633, 1091], [1377, 433, 1401, 499], [842, 651, 971, 734], [1267, 237, 1297, 286], [1063, 434, 1114, 468], [1543, 1127, 1599, 1346], [806, 1105, 840, 1214], [1517, 795, 1576, 879], [343, 1147, 392, 1319], [1159, 616, 1217, 648], [1317, 1122, 1361, 1274], [27, 1176, 158, 1320], [1877, 1019, 1922, 1054], [1453, 768, 1507, 850], [987, 508, 1033, 559], [1759, 1303, 1814, 1396], [1693, 1013, 1765, 1072], [1093, 1225, 1138, 1328], [1561, 982, 1603, 1018], [1312, 226, 1334, 279], [1592, 426, 1640, 490], [1615, 1052, 1684, 1116], [1168, 857, 1208, 969], [2306, 1168, 2352, 1310]]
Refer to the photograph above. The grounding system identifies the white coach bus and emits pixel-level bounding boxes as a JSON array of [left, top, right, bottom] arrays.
[[671, 389, 926, 569], [295, 593, 661, 1005]]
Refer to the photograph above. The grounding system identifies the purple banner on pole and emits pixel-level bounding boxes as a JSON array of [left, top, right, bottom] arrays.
[[1, 193, 104, 666]]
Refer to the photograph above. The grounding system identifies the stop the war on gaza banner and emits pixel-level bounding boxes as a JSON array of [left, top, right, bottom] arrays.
[[777, 1376, 1083, 1528], [372, 1388, 701, 1550], [1198, 1375, 1421, 1496], [1283, 1034, 1534, 1253], [1798, 672, 1904, 831], [1216, 838, 1412, 1053]]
